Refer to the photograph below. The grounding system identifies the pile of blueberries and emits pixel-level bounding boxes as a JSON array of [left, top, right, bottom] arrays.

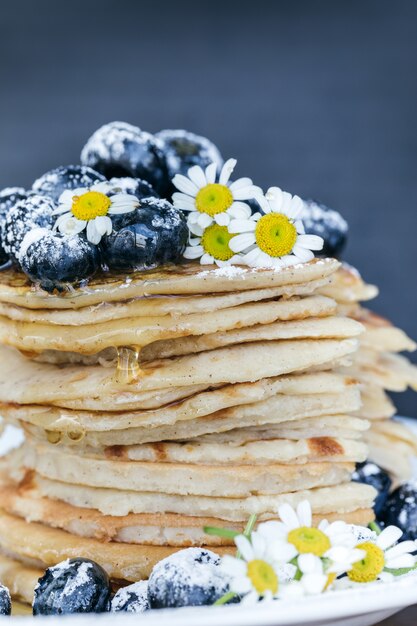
[[0, 121, 349, 292], [0, 548, 235, 616]]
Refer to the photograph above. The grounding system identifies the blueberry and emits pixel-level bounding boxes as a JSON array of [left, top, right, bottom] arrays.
[[33, 558, 111, 615], [0, 584, 11, 616], [148, 548, 230, 609], [0, 187, 28, 265], [352, 461, 392, 517], [381, 483, 417, 540], [107, 176, 158, 199], [1, 194, 55, 264], [102, 197, 187, 272], [32, 165, 106, 203], [301, 199, 348, 258], [111, 581, 149, 613], [19, 229, 101, 292], [81, 122, 169, 196], [156, 129, 223, 196]]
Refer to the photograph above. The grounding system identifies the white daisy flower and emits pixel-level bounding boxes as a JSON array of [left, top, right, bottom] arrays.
[[228, 186, 323, 269], [172, 158, 262, 235], [220, 530, 285, 605], [52, 182, 139, 245], [348, 525, 417, 583], [183, 227, 242, 267]]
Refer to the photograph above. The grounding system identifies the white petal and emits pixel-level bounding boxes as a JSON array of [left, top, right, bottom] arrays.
[[292, 244, 315, 263], [265, 187, 283, 211], [297, 501, 312, 527], [241, 590, 260, 605], [172, 192, 196, 210], [214, 212, 230, 226], [298, 554, 321, 575], [278, 503, 300, 530], [172, 174, 198, 196], [296, 234, 324, 251], [219, 158, 237, 186], [52, 203, 72, 216], [385, 554, 415, 569], [197, 213, 213, 229], [233, 185, 263, 201], [286, 195, 304, 220], [183, 245, 203, 260], [384, 541, 416, 560], [229, 233, 256, 253], [228, 177, 253, 191], [220, 555, 247, 577], [228, 202, 252, 219], [377, 526, 403, 550], [228, 218, 256, 234], [201, 253, 215, 265], [56, 214, 86, 236], [58, 188, 84, 205], [256, 195, 271, 214], [295, 219, 305, 234], [94, 215, 112, 236], [86, 220, 102, 245], [231, 576, 253, 595], [187, 165, 207, 189], [302, 574, 328, 595], [269, 540, 298, 563], [250, 532, 267, 559], [110, 193, 139, 205], [205, 162, 217, 184], [188, 222, 204, 237], [241, 248, 262, 267], [91, 181, 112, 194], [235, 535, 254, 562], [379, 571, 395, 582]]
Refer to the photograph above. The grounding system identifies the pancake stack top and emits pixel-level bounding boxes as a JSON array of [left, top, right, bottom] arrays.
[[0, 257, 376, 601]]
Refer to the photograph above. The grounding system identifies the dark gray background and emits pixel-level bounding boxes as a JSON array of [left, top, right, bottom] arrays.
[[0, 0, 416, 415]]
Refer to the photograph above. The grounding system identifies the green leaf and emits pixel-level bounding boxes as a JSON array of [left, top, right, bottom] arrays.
[[204, 526, 240, 539], [214, 591, 238, 606]]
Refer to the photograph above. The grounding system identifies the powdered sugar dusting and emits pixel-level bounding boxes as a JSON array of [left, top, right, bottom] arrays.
[[111, 580, 149, 613]]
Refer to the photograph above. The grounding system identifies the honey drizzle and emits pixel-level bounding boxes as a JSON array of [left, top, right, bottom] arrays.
[[115, 346, 142, 383]]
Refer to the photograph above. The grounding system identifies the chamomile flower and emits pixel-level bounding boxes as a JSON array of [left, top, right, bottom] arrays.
[[228, 186, 323, 269], [53, 182, 139, 245], [348, 525, 416, 583], [220, 531, 286, 604], [172, 158, 261, 235], [183, 226, 242, 266]]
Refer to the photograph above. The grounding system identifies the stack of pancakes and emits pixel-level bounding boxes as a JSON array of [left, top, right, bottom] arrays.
[[320, 264, 417, 480], [0, 259, 377, 607]]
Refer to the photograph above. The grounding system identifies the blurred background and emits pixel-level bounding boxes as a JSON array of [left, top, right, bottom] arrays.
[[0, 0, 416, 414]]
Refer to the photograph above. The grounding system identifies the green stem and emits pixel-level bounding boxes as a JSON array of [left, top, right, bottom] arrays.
[[204, 526, 240, 540], [214, 591, 237, 606], [236, 514, 258, 558], [369, 521, 382, 535]]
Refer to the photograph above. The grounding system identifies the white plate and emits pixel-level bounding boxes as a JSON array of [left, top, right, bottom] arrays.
[[1, 420, 417, 626]]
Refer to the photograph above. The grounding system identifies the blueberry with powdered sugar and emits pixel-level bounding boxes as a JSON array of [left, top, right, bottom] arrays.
[[0, 186, 29, 265], [0, 584, 11, 616], [1, 194, 55, 264], [81, 121, 169, 196], [381, 483, 417, 540], [32, 165, 106, 203], [301, 199, 348, 259], [156, 129, 224, 195], [148, 548, 232, 609], [33, 558, 111, 615], [19, 229, 101, 292], [352, 461, 392, 517], [102, 197, 188, 271], [111, 580, 150, 613], [107, 176, 158, 199]]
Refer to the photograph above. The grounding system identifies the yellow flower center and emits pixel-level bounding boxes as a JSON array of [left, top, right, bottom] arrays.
[[255, 213, 297, 258], [246, 559, 278, 596], [195, 183, 233, 217], [201, 224, 235, 261], [287, 527, 331, 557], [71, 191, 111, 221], [348, 542, 385, 583]]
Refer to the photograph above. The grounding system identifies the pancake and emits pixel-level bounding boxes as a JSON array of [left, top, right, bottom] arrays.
[[0, 552, 42, 605], [0, 479, 375, 547], [139, 316, 363, 361], [0, 372, 358, 432], [0, 258, 340, 309], [0, 509, 217, 582], [366, 419, 417, 481], [0, 338, 360, 404], [0, 295, 339, 355], [17, 388, 362, 446], [11, 442, 355, 498], [353, 308, 416, 353], [319, 265, 378, 303], [0, 276, 334, 325], [356, 384, 396, 420], [345, 349, 417, 392]]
